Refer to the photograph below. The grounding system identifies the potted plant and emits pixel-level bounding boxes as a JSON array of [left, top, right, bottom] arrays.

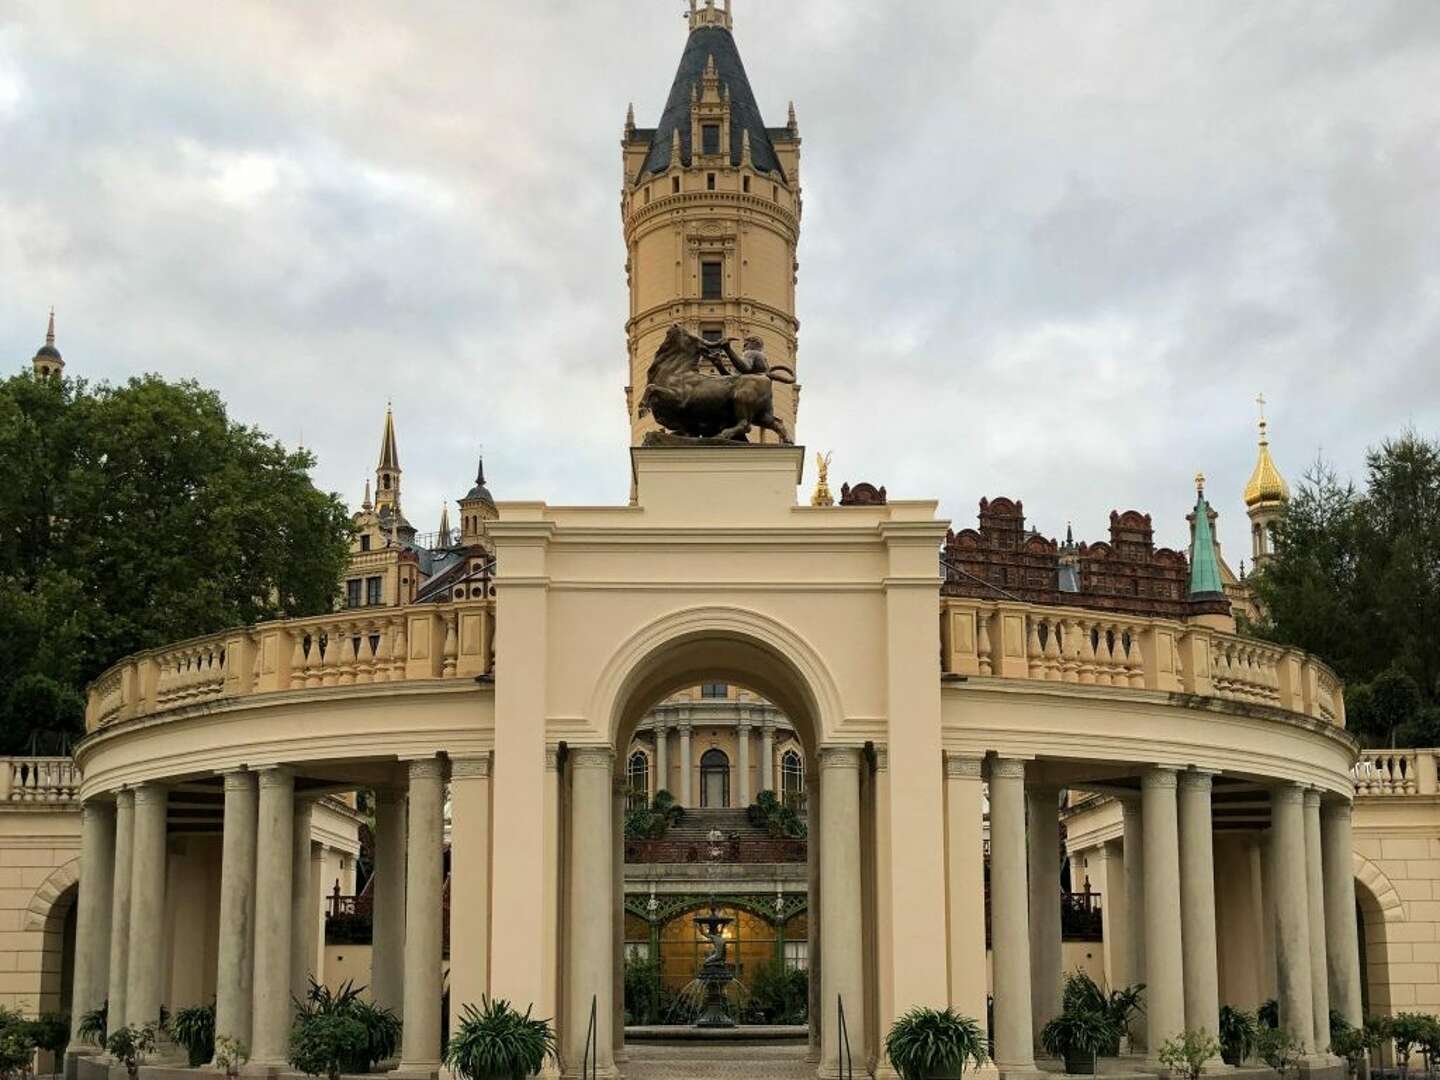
[[288, 1012, 367, 1080], [77, 1003, 107, 1048], [1257, 1026, 1299, 1080], [1158, 1029, 1221, 1080], [1040, 1007, 1120, 1075], [883, 1007, 988, 1080], [445, 998, 557, 1080], [1331, 1023, 1376, 1080], [213, 1036, 249, 1079], [105, 1024, 157, 1080], [170, 1002, 216, 1067], [1219, 1005, 1258, 1066]]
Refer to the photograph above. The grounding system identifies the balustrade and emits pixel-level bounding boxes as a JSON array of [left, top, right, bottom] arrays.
[[1353, 749, 1437, 796], [942, 597, 1343, 725], [85, 597, 494, 732], [0, 757, 81, 803]]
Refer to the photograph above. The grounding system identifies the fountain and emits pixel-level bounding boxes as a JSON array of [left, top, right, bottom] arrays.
[[684, 904, 742, 1028]]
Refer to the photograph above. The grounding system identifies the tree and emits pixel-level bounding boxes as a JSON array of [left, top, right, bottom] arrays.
[[0, 372, 353, 752], [1252, 432, 1440, 747]]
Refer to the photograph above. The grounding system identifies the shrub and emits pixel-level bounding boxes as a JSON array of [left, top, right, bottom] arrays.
[[745, 790, 806, 839], [0, 1009, 36, 1080], [1331, 1023, 1375, 1079], [1390, 1012, 1433, 1075], [170, 1002, 216, 1067], [1257, 1026, 1299, 1080], [1257, 999, 1279, 1029], [77, 1003, 107, 1047], [444, 998, 557, 1080], [885, 1007, 987, 1080], [624, 790, 685, 840], [289, 1013, 367, 1080], [213, 1035, 249, 1078], [747, 960, 808, 1025], [1218, 1005, 1258, 1066], [292, 979, 400, 1074], [1039, 1007, 1120, 1073], [1059, 974, 1141, 1055], [104, 1025, 157, 1080], [25, 1013, 68, 1057], [623, 954, 664, 1026], [1158, 1029, 1221, 1080]]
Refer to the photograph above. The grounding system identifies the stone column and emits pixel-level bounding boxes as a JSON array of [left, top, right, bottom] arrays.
[[760, 722, 776, 793], [1303, 790, 1331, 1053], [654, 723, 669, 797], [291, 799, 316, 1004], [565, 748, 616, 1076], [70, 800, 115, 1044], [820, 747, 866, 1078], [989, 757, 1035, 1076], [1322, 801, 1363, 1026], [1142, 768, 1184, 1068], [807, 763, 822, 1063], [126, 783, 169, 1028], [737, 721, 752, 807], [371, 787, 408, 1019], [400, 758, 445, 1071], [213, 770, 258, 1051], [1027, 785, 1062, 1041], [1177, 771, 1221, 1055], [251, 768, 295, 1066], [106, 789, 135, 1030], [450, 757, 492, 1039], [1272, 784, 1315, 1054], [944, 756, 989, 1043], [612, 773, 627, 1063], [677, 723, 693, 807], [1120, 795, 1146, 1050]]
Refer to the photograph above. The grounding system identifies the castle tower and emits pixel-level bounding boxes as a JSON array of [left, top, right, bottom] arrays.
[[1243, 396, 1289, 565], [373, 405, 414, 542], [1188, 474, 1235, 630], [458, 455, 497, 549], [31, 309, 63, 380], [622, 0, 802, 445]]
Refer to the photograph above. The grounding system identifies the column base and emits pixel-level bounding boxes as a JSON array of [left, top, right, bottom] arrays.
[[1297, 1053, 1346, 1080], [393, 1063, 444, 1080], [994, 1064, 1049, 1080], [562, 1066, 618, 1080]]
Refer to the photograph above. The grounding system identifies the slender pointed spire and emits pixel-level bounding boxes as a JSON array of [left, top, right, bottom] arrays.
[[377, 403, 400, 472], [45, 308, 55, 347], [362, 479, 373, 511], [31, 306, 64, 378], [1188, 474, 1225, 598], [438, 503, 452, 545]]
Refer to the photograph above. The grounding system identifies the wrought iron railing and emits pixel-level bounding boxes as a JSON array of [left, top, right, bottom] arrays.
[[837, 994, 853, 1080], [581, 995, 597, 1079]]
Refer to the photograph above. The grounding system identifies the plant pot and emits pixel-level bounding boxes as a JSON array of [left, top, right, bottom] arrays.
[[1064, 1049, 1098, 1075]]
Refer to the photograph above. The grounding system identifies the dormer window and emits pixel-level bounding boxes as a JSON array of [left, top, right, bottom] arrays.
[[702, 124, 720, 156], [360, 535, 371, 552]]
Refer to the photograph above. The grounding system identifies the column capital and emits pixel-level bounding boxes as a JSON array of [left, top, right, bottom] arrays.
[[1321, 798, 1354, 822], [222, 769, 257, 792], [761, 718, 777, 734], [818, 746, 863, 770], [676, 721, 692, 736], [80, 798, 114, 823], [944, 753, 984, 780], [132, 781, 168, 805], [988, 757, 1026, 781], [256, 766, 294, 789], [1273, 783, 1306, 806], [406, 757, 446, 781], [451, 755, 492, 780], [1178, 769, 1215, 792], [571, 746, 615, 770], [1142, 766, 1179, 791], [737, 719, 752, 734], [873, 746, 889, 773], [1302, 788, 1323, 809], [114, 786, 135, 808]]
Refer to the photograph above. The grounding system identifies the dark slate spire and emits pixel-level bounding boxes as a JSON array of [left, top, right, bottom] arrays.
[[639, 8, 784, 180]]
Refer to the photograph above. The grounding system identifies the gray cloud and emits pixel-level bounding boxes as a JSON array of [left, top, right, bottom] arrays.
[[2, 0, 1438, 565]]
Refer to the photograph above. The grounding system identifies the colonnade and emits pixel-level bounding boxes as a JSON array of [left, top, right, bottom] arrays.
[[643, 717, 783, 807], [979, 758, 1364, 1076]]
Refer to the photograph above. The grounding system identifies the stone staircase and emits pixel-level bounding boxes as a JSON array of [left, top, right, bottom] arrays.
[[621, 1040, 813, 1079], [662, 808, 761, 840]]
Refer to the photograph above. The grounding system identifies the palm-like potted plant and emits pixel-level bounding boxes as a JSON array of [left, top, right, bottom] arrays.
[[445, 998, 557, 1080], [1040, 1007, 1121, 1075], [1219, 1005, 1258, 1066], [884, 1007, 988, 1080]]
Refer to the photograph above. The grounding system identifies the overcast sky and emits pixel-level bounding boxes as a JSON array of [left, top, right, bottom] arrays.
[[3, 1, 1438, 563]]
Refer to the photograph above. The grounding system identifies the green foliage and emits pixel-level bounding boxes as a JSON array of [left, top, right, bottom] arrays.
[[0, 372, 353, 752], [1330, 1021, 1377, 1078], [444, 997, 557, 1080], [104, 1024, 157, 1080], [883, 1007, 987, 1080], [746, 960, 808, 1024], [77, 1002, 107, 1047], [1218, 1005, 1258, 1065], [1257, 998, 1279, 1029], [26, 1012, 69, 1056], [288, 1013, 366, 1080], [624, 789, 684, 840], [1252, 434, 1440, 746], [1389, 1011, 1433, 1072], [1157, 1029, 1221, 1080], [623, 953, 664, 1026], [1039, 1007, 1121, 1068], [745, 789, 806, 839], [292, 978, 400, 1073], [1256, 1026, 1299, 1080], [0, 1007, 35, 1080], [170, 1002, 216, 1067], [212, 1035, 249, 1078], [1059, 973, 1142, 1054]]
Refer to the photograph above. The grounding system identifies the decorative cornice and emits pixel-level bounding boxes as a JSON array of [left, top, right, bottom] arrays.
[[570, 746, 615, 770], [451, 755, 492, 780], [944, 754, 984, 780], [1142, 767, 1178, 791], [818, 746, 863, 770], [989, 758, 1026, 781], [406, 757, 446, 781]]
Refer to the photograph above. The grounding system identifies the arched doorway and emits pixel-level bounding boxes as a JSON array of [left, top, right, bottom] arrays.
[[699, 748, 730, 808]]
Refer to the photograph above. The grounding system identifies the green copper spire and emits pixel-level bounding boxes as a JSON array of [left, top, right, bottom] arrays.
[[1188, 473, 1225, 597]]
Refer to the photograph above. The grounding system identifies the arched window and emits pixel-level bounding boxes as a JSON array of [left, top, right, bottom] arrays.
[[700, 748, 730, 808], [781, 750, 804, 809], [627, 751, 649, 809]]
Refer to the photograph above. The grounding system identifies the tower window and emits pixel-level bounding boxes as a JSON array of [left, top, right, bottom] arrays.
[[701, 682, 728, 699], [742, 175, 750, 193], [366, 576, 383, 606], [773, 184, 779, 200], [701, 261, 723, 299], [700, 323, 724, 343], [644, 186, 651, 205], [702, 124, 720, 156], [345, 580, 362, 609], [382, 475, 391, 490], [706, 173, 716, 191], [672, 176, 680, 194]]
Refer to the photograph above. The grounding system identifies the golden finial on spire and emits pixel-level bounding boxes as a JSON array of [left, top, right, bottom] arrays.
[[1195, 471, 1206, 496], [1256, 392, 1269, 444], [1244, 394, 1289, 507], [811, 451, 834, 507]]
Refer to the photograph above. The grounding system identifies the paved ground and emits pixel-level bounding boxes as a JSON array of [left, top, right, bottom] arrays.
[[621, 1040, 814, 1079]]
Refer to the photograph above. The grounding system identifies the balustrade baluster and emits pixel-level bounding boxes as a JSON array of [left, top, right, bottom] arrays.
[[977, 615, 993, 677], [1042, 619, 1061, 680], [1078, 622, 1097, 685], [1093, 626, 1114, 687], [393, 622, 409, 680], [1026, 617, 1044, 680], [442, 613, 459, 677]]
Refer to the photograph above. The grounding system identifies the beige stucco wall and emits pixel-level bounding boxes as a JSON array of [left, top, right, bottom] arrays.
[[0, 806, 80, 1015]]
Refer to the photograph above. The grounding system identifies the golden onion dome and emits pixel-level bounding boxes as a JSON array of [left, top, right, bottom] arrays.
[[1244, 419, 1289, 507]]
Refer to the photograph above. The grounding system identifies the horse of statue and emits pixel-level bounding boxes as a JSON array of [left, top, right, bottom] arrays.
[[637, 324, 795, 443]]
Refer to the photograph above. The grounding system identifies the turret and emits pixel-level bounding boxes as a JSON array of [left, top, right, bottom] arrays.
[[459, 455, 497, 549], [1187, 474, 1235, 630], [622, 1, 802, 446], [372, 405, 414, 542], [1244, 395, 1289, 566], [31, 309, 63, 380]]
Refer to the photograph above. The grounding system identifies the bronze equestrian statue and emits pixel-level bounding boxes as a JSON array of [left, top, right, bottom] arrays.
[[637, 324, 795, 443]]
